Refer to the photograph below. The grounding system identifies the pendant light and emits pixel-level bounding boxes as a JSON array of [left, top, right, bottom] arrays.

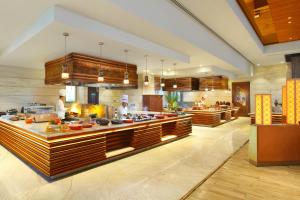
[[204, 76, 208, 91], [97, 42, 104, 82], [144, 55, 149, 86], [211, 78, 215, 92], [123, 49, 129, 85], [61, 32, 69, 79], [173, 63, 177, 89], [160, 59, 165, 87]]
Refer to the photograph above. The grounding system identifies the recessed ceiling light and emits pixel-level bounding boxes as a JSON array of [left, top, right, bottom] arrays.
[[289, 37, 293, 40], [254, 14, 260, 19], [288, 21, 292, 24], [288, 16, 292, 20], [256, 63, 261, 66]]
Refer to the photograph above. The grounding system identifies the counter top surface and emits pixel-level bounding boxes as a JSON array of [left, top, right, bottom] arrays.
[[186, 108, 239, 113], [0, 114, 192, 140]]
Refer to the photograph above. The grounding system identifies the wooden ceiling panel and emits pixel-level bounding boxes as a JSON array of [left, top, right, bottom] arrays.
[[237, 0, 300, 45]]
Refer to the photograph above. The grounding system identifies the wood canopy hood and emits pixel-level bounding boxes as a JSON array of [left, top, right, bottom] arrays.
[[162, 77, 199, 91], [199, 76, 229, 91], [154, 76, 229, 91], [45, 52, 138, 89]]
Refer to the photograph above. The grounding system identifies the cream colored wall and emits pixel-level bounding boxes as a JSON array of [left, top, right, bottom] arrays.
[[233, 64, 289, 112], [249, 64, 289, 112], [0, 65, 63, 111]]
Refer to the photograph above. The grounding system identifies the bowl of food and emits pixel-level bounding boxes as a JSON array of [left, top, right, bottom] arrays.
[[123, 119, 133, 123], [68, 124, 83, 130], [82, 123, 93, 128], [155, 115, 165, 119], [96, 118, 110, 126], [165, 113, 178, 117]]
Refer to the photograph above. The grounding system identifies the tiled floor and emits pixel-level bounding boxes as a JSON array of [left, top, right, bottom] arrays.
[[0, 118, 251, 200], [186, 144, 300, 200]]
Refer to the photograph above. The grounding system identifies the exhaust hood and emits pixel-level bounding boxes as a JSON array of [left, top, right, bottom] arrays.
[[45, 53, 138, 89]]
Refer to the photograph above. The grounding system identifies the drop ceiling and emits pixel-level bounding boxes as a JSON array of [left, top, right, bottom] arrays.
[[0, 0, 299, 78]]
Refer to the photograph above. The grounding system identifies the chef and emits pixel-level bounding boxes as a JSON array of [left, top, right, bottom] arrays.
[[118, 94, 128, 118], [56, 89, 67, 120]]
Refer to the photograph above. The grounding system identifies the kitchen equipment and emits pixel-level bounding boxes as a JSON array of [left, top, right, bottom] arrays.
[[0, 112, 6, 117], [96, 118, 110, 126], [22, 103, 54, 114], [7, 109, 18, 115], [111, 119, 123, 124]]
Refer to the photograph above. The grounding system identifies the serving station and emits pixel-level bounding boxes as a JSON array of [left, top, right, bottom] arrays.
[[249, 81, 300, 166], [185, 108, 239, 127], [0, 114, 192, 179]]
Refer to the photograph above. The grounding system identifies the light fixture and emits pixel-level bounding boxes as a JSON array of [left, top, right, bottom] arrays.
[[172, 63, 177, 89], [97, 42, 104, 82], [282, 85, 287, 116], [61, 32, 69, 79], [255, 94, 272, 125], [160, 59, 165, 87], [256, 63, 261, 66], [123, 49, 129, 85], [288, 21, 292, 24], [286, 79, 300, 124], [205, 77, 208, 91], [144, 55, 149, 86]]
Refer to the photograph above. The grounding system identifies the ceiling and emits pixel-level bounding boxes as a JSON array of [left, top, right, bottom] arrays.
[[175, 0, 300, 66], [0, 0, 299, 78], [237, 0, 300, 45]]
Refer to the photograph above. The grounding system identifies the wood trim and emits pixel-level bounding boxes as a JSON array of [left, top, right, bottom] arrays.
[[0, 116, 192, 179], [252, 125, 300, 166], [45, 52, 138, 89]]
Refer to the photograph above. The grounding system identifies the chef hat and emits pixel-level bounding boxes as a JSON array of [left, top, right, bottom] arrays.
[[59, 89, 66, 97], [121, 94, 128, 103]]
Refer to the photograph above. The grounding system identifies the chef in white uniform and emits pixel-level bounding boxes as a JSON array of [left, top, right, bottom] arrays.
[[56, 89, 67, 120], [118, 95, 128, 118]]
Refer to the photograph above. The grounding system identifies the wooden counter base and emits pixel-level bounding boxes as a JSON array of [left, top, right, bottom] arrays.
[[249, 124, 300, 166], [0, 115, 192, 179], [186, 109, 238, 127]]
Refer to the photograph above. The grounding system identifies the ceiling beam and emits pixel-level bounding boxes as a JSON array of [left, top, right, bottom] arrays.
[[110, 0, 252, 75], [0, 5, 189, 64]]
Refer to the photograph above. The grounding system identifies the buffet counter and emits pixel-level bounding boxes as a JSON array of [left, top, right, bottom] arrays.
[[249, 124, 300, 166], [0, 114, 192, 179], [185, 108, 239, 127]]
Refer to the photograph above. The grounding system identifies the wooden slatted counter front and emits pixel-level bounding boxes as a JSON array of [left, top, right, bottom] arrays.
[[0, 114, 192, 179], [185, 108, 239, 127]]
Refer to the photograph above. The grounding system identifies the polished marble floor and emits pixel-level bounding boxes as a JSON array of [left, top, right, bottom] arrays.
[[186, 144, 300, 200], [0, 118, 251, 200]]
